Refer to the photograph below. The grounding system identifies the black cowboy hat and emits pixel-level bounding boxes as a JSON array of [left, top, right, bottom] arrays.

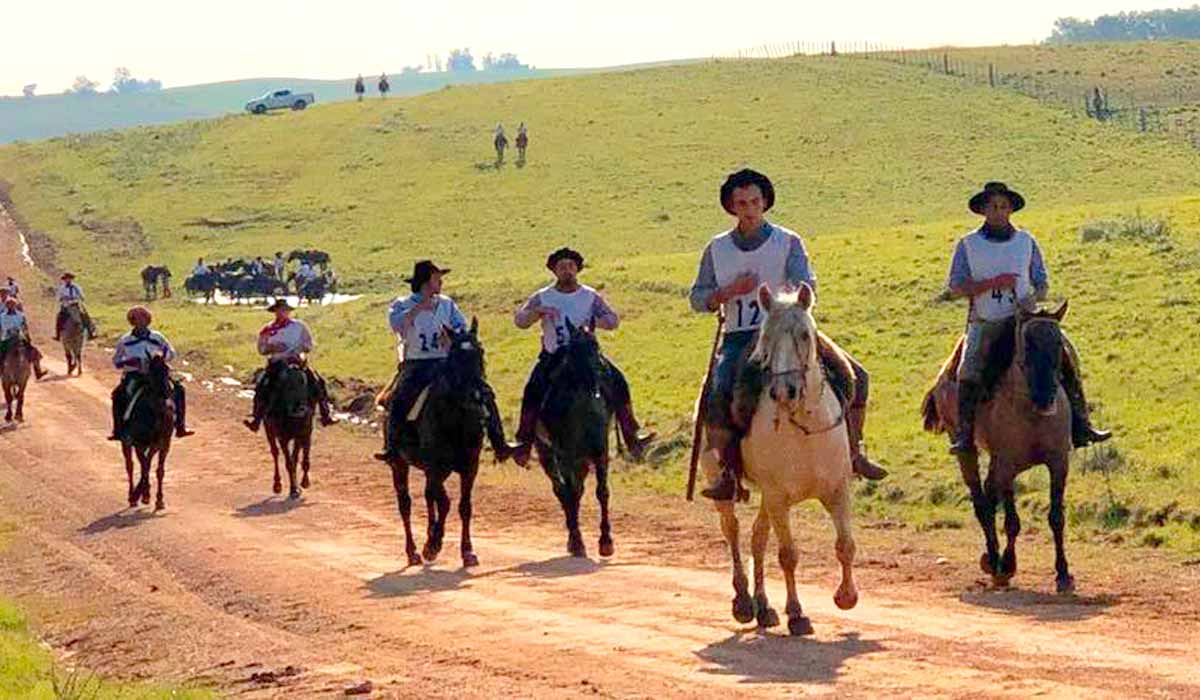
[[720, 168, 775, 215], [969, 182, 1025, 215], [60, 271, 75, 280], [405, 260, 450, 292], [265, 298, 294, 312], [546, 247, 585, 271]]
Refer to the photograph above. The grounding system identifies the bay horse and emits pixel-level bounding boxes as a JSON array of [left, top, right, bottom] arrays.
[[121, 356, 174, 511], [701, 284, 858, 636], [2, 337, 31, 422], [536, 317, 615, 558], [140, 266, 172, 300], [922, 302, 1076, 593], [263, 361, 314, 499], [60, 304, 85, 376], [384, 320, 493, 568]]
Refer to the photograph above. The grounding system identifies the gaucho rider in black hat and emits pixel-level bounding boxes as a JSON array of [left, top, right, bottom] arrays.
[[946, 181, 1110, 455], [509, 247, 657, 466], [243, 298, 338, 431], [374, 260, 516, 463], [692, 169, 888, 502]]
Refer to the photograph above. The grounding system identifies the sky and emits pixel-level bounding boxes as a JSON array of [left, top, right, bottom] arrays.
[[0, 1, 1190, 95]]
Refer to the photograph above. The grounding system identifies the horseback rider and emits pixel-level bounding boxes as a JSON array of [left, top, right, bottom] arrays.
[[0, 296, 47, 380], [273, 252, 286, 280], [692, 169, 888, 502], [510, 247, 657, 467], [374, 260, 516, 463], [53, 272, 96, 341], [4, 276, 19, 298], [378, 73, 390, 97], [192, 258, 209, 278], [516, 123, 528, 154], [108, 306, 193, 440], [243, 299, 338, 431], [946, 182, 1111, 455], [250, 256, 265, 277], [355, 74, 366, 101]]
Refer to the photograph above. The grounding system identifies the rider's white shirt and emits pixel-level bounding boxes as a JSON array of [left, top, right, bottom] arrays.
[[57, 282, 84, 305], [0, 310, 27, 340], [296, 263, 316, 281], [258, 319, 314, 362], [112, 330, 176, 374], [533, 285, 607, 354], [388, 294, 467, 360], [961, 229, 1034, 322], [709, 227, 791, 333], [193, 264, 209, 276]]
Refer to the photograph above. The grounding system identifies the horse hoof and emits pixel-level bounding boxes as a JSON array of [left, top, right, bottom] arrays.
[[141, 491, 150, 506], [288, 489, 301, 501], [991, 573, 1012, 589], [979, 553, 996, 575], [462, 552, 480, 568], [155, 500, 165, 512], [756, 604, 780, 629], [1057, 575, 1076, 595], [788, 615, 815, 637], [422, 543, 442, 562], [834, 586, 859, 611], [406, 551, 423, 567], [732, 595, 755, 624], [300, 475, 311, 489], [272, 481, 282, 495], [598, 539, 614, 558], [568, 542, 588, 558], [129, 498, 139, 509]]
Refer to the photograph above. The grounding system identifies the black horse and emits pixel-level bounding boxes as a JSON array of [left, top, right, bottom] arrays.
[[536, 317, 615, 558], [184, 273, 217, 304], [386, 320, 495, 568], [232, 274, 288, 305], [121, 356, 174, 511], [263, 361, 315, 500]]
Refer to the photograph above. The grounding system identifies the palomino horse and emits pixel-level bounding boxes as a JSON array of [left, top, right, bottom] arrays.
[[701, 284, 858, 636], [922, 303, 1076, 593], [60, 304, 85, 376], [535, 317, 615, 558], [263, 361, 314, 499], [2, 338, 31, 422], [384, 320, 493, 568], [121, 356, 174, 511]]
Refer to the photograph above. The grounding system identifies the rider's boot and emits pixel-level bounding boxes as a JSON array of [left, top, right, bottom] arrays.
[[483, 391, 517, 463], [1061, 364, 1112, 448], [510, 405, 539, 468], [614, 403, 656, 462], [108, 387, 126, 441], [949, 380, 984, 456], [846, 403, 888, 480], [701, 437, 750, 503], [173, 382, 195, 438], [243, 390, 265, 433]]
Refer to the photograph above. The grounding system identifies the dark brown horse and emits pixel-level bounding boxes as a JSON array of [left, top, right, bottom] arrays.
[[2, 338, 31, 422], [922, 302, 1076, 593], [263, 361, 314, 499], [120, 356, 174, 511], [140, 265, 172, 300]]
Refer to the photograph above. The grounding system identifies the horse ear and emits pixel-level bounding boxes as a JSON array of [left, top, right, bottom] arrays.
[[1052, 299, 1069, 322], [758, 284, 772, 312], [564, 316, 577, 335], [797, 282, 814, 310], [469, 317, 478, 335]]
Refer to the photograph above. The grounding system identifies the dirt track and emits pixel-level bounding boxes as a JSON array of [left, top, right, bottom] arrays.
[[1, 204, 1199, 699]]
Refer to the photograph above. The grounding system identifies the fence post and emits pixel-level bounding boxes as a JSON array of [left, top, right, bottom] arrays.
[[1139, 107, 1148, 133], [831, 41, 837, 56], [943, 53, 949, 74], [988, 63, 995, 87]]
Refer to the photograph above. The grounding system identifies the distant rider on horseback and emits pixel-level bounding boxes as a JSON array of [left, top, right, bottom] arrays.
[[0, 295, 47, 380], [53, 272, 96, 341], [374, 260, 516, 463], [108, 306, 193, 441], [243, 299, 338, 431], [510, 247, 657, 466], [692, 169, 888, 502], [945, 182, 1110, 455]]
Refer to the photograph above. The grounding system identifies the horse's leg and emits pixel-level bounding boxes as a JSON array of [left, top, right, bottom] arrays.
[[958, 451, 1001, 577], [459, 461, 479, 568], [3, 384, 11, 422], [750, 502, 779, 628], [767, 498, 812, 636], [1048, 456, 1075, 594], [715, 498, 754, 624], [268, 434, 282, 495], [285, 440, 301, 500], [560, 469, 586, 558], [596, 454, 614, 558], [138, 448, 152, 505], [389, 461, 421, 566], [14, 381, 24, 422], [983, 465, 1011, 586], [299, 437, 311, 489], [123, 444, 137, 508], [154, 448, 167, 512], [823, 485, 859, 611], [1000, 484, 1020, 581], [422, 471, 450, 562]]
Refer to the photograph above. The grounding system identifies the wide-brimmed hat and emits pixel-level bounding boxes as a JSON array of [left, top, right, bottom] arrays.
[[405, 260, 450, 292], [969, 182, 1025, 215], [720, 168, 776, 215], [126, 306, 152, 326], [60, 272, 75, 280], [546, 247, 585, 271], [266, 298, 294, 312]]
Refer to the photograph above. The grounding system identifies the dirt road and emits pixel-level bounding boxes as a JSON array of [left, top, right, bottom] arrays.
[[1, 203, 1198, 699]]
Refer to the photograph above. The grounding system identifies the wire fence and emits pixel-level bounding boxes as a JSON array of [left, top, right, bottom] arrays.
[[719, 41, 1200, 150]]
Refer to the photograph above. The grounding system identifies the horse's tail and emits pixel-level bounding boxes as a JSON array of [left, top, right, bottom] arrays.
[[920, 387, 942, 433]]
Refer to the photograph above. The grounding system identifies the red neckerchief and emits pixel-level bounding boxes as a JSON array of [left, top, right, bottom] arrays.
[[260, 318, 291, 337]]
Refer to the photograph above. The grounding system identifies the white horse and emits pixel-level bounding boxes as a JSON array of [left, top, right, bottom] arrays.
[[702, 283, 858, 635]]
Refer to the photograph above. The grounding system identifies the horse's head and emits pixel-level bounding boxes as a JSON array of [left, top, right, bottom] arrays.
[[1017, 301, 1068, 414], [444, 318, 486, 384], [146, 353, 171, 389], [750, 283, 820, 409]]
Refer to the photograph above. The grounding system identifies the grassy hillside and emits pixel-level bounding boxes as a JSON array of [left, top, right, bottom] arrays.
[[0, 68, 586, 144], [2, 53, 1200, 551]]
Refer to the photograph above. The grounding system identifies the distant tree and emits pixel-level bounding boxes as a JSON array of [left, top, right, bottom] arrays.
[[482, 52, 495, 70], [22, 84, 36, 98], [1049, 6, 1200, 43], [67, 75, 99, 95], [488, 52, 529, 71], [111, 67, 163, 94], [447, 48, 476, 72]]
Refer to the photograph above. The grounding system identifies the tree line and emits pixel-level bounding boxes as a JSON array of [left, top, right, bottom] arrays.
[[1049, 5, 1200, 42]]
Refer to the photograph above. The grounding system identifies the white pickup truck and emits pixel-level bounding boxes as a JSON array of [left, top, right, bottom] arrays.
[[244, 89, 316, 114]]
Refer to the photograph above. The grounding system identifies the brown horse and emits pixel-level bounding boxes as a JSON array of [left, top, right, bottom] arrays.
[[922, 302, 1076, 593], [2, 338, 31, 422], [121, 356, 174, 511], [60, 305, 85, 376], [263, 362, 314, 499]]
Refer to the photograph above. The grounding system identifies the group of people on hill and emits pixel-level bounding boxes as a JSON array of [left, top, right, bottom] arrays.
[[494, 123, 529, 164], [354, 74, 390, 101]]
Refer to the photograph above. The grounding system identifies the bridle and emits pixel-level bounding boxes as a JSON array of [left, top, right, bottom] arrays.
[[763, 329, 845, 436]]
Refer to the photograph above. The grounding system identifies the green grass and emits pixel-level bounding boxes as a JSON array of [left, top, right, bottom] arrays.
[[3, 51, 1200, 552]]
